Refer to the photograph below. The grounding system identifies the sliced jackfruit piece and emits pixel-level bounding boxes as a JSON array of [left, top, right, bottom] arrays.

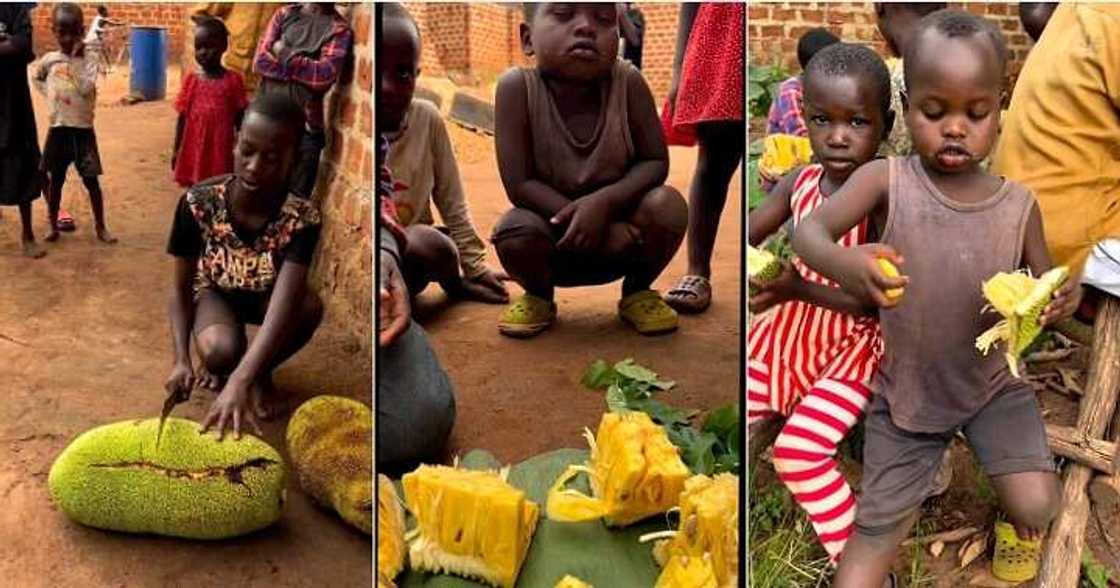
[[976, 266, 1070, 377], [758, 134, 814, 180], [547, 412, 690, 527], [402, 464, 539, 588], [378, 474, 406, 586], [553, 574, 594, 588], [876, 258, 905, 300], [654, 554, 719, 588], [647, 473, 740, 587]]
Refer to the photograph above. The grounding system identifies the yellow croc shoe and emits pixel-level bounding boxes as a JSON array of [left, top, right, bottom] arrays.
[[992, 520, 1042, 583], [498, 293, 557, 338], [619, 290, 679, 335]]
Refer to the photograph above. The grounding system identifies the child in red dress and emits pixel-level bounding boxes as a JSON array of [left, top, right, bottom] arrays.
[[173, 16, 248, 187]]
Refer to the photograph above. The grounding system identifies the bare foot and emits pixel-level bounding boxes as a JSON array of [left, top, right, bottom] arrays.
[[195, 364, 225, 391], [251, 375, 289, 421], [44, 228, 60, 242], [21, 239, 46, 259], [96, 227, 118, 244]]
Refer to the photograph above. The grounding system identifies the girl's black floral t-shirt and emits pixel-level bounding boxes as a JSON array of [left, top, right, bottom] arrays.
[[167, 175, 322, 293]]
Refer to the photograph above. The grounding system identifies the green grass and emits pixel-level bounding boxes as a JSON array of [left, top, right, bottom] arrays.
[[749, 471, 832, 587]]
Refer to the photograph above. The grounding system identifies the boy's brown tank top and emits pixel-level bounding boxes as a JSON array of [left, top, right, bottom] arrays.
[[876, 156, 1036, 433], [521, 59, 635, 198]]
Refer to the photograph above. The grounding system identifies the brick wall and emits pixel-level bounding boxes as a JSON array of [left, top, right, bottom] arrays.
[[402, 2, 682, 105], [31, 3, 187, 62], [748, 2, 1033, 88], [309, 3, 373, 354]]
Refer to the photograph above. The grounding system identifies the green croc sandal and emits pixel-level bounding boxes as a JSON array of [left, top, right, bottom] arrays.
[[619, 290, 678, 335], [992, 520, 1041, 582], [498, 294, 556, 338]]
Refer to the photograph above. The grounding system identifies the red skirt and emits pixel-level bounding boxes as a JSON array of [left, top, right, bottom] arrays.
[[661, 3, 745, 146]]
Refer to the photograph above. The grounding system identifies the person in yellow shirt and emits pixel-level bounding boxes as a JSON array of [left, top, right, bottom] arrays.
[[993, 3, 1120, 274], [190, 3, 279, 95]]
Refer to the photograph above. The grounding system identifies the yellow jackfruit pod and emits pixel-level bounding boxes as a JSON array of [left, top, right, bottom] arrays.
[[758, 134, 813, 180], [547, 412, 690, 527], [876, 258, 905, 300], [286, 396, 372, 533], [976, 266, 1069, 378], [402, 464, 539, 588], [553, 574, 594, 588], [647, 474, 740, 587], [378, 474, 406, 586], [748, 245, 782, 297], [654, 554, 719, 588]]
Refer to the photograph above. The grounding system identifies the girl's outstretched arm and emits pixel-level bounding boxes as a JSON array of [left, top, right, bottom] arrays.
[[172, 114, 185, 170], [792, 159, 904, 308], [166, 256, 197, 396], [666, 3, 699, 109]]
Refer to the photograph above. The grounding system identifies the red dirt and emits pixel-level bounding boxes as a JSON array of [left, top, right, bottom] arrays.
[[420, 121, 743, 465], [0, 69, 370, 585]]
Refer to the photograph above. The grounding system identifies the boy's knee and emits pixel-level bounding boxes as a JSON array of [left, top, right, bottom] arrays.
[[1005, 475, 1061, 530], [634, 186, 687, 236], [196, 327, 244, 373], [492, 208, 552, 256], [404, 225, 458, 267]]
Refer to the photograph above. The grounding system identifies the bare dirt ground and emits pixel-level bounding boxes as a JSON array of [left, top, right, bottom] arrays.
[[0, 69, 370, 586], [418, 123, 743, 465]]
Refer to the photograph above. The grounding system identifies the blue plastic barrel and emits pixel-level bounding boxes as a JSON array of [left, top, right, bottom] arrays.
[[129, 27, 168, 101]]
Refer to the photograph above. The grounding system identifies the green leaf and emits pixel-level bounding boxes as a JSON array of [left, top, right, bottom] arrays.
[[702, 405, 740, 440], [630, 398, 694, 427], [683, 431, 719, 475], [748, 159, 766, 211], [613, 359, 674, 390], [581, 359, 616, 390], [605, 384, 628, 413]]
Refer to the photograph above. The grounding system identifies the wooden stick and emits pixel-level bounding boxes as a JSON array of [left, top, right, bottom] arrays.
[[1039, 297, 1120, 586], [1046, 424, 1116, 474]]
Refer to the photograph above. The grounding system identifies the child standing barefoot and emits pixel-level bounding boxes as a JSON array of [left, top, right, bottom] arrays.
[[492, 3, 687, 338], [165, 94, 323, 439], [749, 43, 896, 563], [34, 3, 116, 245], [0, 4, 45, 258], [662, 2, 744, 314], [793, 12, 1080, 586], [172, 17, 247, 187]]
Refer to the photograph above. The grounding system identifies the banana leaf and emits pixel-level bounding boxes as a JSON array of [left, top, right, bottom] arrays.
[[395, 449, 669, 587]]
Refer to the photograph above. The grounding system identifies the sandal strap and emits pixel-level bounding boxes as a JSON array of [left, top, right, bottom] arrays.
[[667, 275, 711, 297]]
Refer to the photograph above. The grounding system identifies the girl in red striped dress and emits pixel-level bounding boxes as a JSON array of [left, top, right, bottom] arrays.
[[748, 43, 901, 562]]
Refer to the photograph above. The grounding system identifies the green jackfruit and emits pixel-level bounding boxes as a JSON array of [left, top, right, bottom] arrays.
[[748, 245, 781, 297], [286, 395, 372, 534], [48, 417, 286, 539]]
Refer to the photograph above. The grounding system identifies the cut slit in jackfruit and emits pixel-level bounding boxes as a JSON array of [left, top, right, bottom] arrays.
[[402, 464, 539, 588], [975, 266, 1070, 378], [547, 412, 690, 527]]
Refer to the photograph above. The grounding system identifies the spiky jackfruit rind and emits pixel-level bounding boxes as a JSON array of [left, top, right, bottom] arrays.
[[652, 473, 740, 587], [402, 464, 540, 588], [748, 245, 782, 297], [654, 554, 719, 588], [48, 417, 286, 540], [286, 395, 372, 534], [378, 474, 406, 584], [547, 412, 690, 528]]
